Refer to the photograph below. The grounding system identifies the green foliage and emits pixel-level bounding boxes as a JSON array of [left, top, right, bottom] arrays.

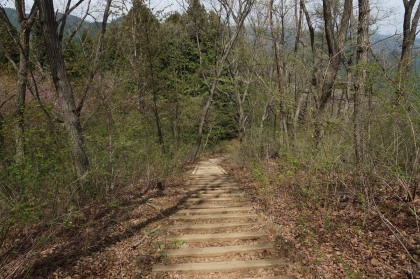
[[172, 239, 184, 249], [107, 199, 120, 208]]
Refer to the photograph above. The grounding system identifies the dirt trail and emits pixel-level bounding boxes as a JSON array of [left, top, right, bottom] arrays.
[[151, 158, 295, 278]]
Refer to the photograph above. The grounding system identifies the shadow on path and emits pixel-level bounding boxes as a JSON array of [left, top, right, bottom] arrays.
[[30, 173, 229, 277]]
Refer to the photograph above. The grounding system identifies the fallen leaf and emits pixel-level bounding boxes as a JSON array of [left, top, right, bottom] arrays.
[[371, 258, 380, 266]]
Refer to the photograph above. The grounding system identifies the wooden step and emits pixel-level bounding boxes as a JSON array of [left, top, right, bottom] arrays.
[[177, 206, 252, 214], [191, 182, 233, 184], [170, 213, 257, 220], [188, 188, 239, 192], [190, 178, 226, 180], [187, 190, 243, 195], [189, 183, 236, 186], [188, 195, 243, 199], [191, 175, 230, 178], [190, 184, 235, 187], [189, 191, 242, 195], [153, 258, 287, 273], [165, 242, 274, 257], [243, 276, 296, 279], [190, 193, 244, 197], [186, 197, 243, 202], [186, 203, 251, 209], [190, 179, 231, 182], [165, 231, 266, 242], [168, 222, 260, 231]]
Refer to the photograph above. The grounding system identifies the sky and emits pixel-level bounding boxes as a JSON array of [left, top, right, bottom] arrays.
[[0, 0, 413, 35], [372, 0, 406, 34]]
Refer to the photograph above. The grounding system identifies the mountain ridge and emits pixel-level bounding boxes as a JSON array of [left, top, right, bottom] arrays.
[[1, 7, 99, 36]]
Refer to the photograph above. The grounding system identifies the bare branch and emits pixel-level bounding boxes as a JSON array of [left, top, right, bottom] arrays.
[[77, 0, 113, 113], [63, 0, 92, 49], [57, 0, 86, 24], [58, 0, 73, 43]]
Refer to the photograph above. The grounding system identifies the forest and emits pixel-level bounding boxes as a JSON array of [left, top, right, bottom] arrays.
[[0, 0, 419, 278]]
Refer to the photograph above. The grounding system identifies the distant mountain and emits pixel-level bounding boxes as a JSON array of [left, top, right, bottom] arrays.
[[370, 33, 420, 53], [2, 7, 100, 37], [2, 7, 18, 28], [370, 33, 420, 74]]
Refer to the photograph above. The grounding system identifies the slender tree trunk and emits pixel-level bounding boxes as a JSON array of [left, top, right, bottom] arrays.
[[319, 0, 352, 111], [260, 102, 269, 130], [146, 43, 165, 153], [152, 89, 165, 151], [146, 45, 165, 152], [354, 0, 370, 165], [77, 0, 112, 112], [269, 0, 289, 148], [0, 112, 4, 154], [37, 0, 89, 178], [294, 0, 302, 53], [291, 0, 303, 142], [193, 0, 254, 161], [400, 0, 420, 72], [234, 86, 247, 143], [300, 0, 317, 123], [300, 0, 316, 86], [193, 77, 218, 161], [314, 0, 352, 145], [138, 0, 166, 153], [174, 98, 180, 145], [5, 1, 38, 164], [15, 29, 30, 164], [397, 0, 420, 101]]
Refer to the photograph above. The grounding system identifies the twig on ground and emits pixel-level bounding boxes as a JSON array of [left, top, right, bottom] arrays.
[[372, 203, 418, 264], [131, 226, 160, 249], [146, 202, 163, 217]]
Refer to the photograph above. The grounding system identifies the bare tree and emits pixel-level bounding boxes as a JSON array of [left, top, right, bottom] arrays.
[[312, 0, 352, 144], [227, 57, 252, 143], [192, 0, 255, 161], [36, 0, 89, 178], [319, 0, 353, 111], [354, 0, 370, 165], [300, 0, 315, 84], [77, 0, 112, 113], [397, 0, 420, 99], [269, 0, 289, 147], [0, 2, 37, 164]]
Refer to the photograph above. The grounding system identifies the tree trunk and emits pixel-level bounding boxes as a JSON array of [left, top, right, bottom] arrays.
[[397, 0, 420, 101], [15, 29, 30, 164], [400, 0, 420, 72], [146, 45, 165, 153], [37, 0, 89, 178], [193, 77, 218, 161], [300, 0, 317, 122], [0, 112, 4, 154], [291, 0, 303, 142], [314, 0, 352, 145], [269, 0, 289, 148], [294, 0, 303, 53], [6, 1, 38, 164], [234, 85, 247, 143], [319, 0, 352, 111], [354, 0, 370, 165], [192, 0, 254, 161], [77, 0, 112, 113]]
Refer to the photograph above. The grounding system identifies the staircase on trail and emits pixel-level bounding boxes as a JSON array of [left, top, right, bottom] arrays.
[[152, 158, 294, 279]]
